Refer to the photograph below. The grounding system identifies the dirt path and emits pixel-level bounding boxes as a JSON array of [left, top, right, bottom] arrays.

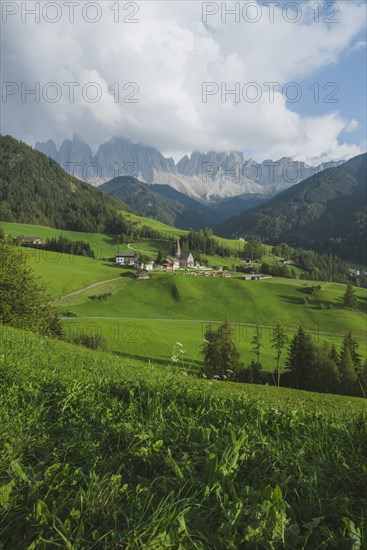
[[51, 277, 122, 303]]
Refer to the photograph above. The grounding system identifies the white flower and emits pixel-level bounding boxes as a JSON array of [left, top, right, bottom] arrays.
[[171, 356, 178, 363], [176, 342, 183, 346], [180, 371, 187, 376], [222, 375, 227, 380], [208, 382, 212, 386], [179, 349, 185, 354], [202, 339, 209, 344], [213, 375, 220, 379]]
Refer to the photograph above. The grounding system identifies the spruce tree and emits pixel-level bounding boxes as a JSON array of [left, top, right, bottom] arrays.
[[271, 321, 288, 387], [310, 343, 339, 393], [339, 347, 357, 395], [251, 326, 262, 364], [286, 327, 315, 389], [202, 320, 243, 379], [339, 332, 361, 369], [343, 284, 357, 309]]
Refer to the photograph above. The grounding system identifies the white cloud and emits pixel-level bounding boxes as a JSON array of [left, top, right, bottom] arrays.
[[1, 0, 366, 161]]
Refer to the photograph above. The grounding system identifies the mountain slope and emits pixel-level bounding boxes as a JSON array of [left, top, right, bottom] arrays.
[[35, 135, 341, 200], [99, 176, 269, 230], [216, 153, 367, 263], [0, 135, 129, 233], [99, 176, 217, 229]]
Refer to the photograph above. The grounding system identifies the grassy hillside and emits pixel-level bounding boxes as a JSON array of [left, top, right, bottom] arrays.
[[61, 274, 367, 333], [1, 324, 366, 548], [0, 221, 123, 259], [57, 274, 367, 370], [99, 176, 219, 229], [217, 153, 367, 263], [0, 135, 129, 233]]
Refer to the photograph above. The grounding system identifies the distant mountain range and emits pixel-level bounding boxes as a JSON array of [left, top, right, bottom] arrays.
[[99, 176, 267, 230], [216, 153, 367, 263], [0, 136, 128, 233], [35, 135, 342, 201]]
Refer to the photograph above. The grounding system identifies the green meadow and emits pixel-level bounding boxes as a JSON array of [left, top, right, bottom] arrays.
[[0, 221, 121, 258], [2, 220, 366, 370], [1, 324, 366, 548], [58, 273, 367, 370]]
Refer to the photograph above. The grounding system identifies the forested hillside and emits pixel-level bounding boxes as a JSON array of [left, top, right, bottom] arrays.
[[99, 176, 217, 229], [0, 136, 129, 233], [217, 153, 367, 263]]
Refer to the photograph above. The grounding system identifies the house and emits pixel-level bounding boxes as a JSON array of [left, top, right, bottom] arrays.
[[115, 252, 135, 266], [134, 259, 154, 271], [162, 257, 179, 272], [281, 259, 295, 265], [20, 236, 44, 246], [144, 261, 154, 271], [241, 273, 272, 281], [222, 272, 232, 278], [128, 220, 142, 227], [135, 270, 149, 279]]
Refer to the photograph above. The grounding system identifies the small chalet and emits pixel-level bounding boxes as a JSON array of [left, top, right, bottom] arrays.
[[135, 270, 149, 280], [115, 252, 135, 266], [242, 273, 272, 281], [20, 236, 44, 246], [162, 258, 179, 272], [134, 259, 154, 271]]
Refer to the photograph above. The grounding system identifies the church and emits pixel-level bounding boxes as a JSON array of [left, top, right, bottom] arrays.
[[175, 241, 194, 268]]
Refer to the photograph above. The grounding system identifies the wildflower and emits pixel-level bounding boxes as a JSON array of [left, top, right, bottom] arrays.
[[202, 338, 209, 344], [179, 349, 185, 354], [176, 342, 183, 347], [222, 375, 227, 380], [171, 356, 178, 363], [213, 375, 220, 379], [180, 371, 188, 376], [208, 382, 212, 386]]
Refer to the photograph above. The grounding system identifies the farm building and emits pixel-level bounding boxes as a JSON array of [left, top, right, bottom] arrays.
[[162, 258, 180, 272], [135, 270, 149, 279], [115, 252, 135, 266], [134, 259, 154, 271], [20, 236, 44, 245]]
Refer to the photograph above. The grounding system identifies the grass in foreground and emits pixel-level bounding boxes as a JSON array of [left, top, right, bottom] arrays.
[[0, 325, 366, 548]]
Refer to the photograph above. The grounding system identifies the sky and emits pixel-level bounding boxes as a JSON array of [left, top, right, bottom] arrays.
[[1, 0, 366, 163]]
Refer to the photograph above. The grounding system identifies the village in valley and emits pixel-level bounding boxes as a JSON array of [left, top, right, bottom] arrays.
[[115, 239, 273, 280]]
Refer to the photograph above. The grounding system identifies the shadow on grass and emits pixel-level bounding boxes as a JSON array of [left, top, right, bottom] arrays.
[[279, 295, 305, 305], [112, 351, 204, 369]]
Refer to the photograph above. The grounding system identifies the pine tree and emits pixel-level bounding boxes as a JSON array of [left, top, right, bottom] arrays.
[[343, 284, 357, 309], [251, 326, 262, 364], [339, 347, 357, 395], [310, 343, 339, 393], [286, 327, 315, 389], [340, 332, 361, 369], [271, 321, 288, 387], [156, 248, 165, 264], [202, 320, 243, 379]]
